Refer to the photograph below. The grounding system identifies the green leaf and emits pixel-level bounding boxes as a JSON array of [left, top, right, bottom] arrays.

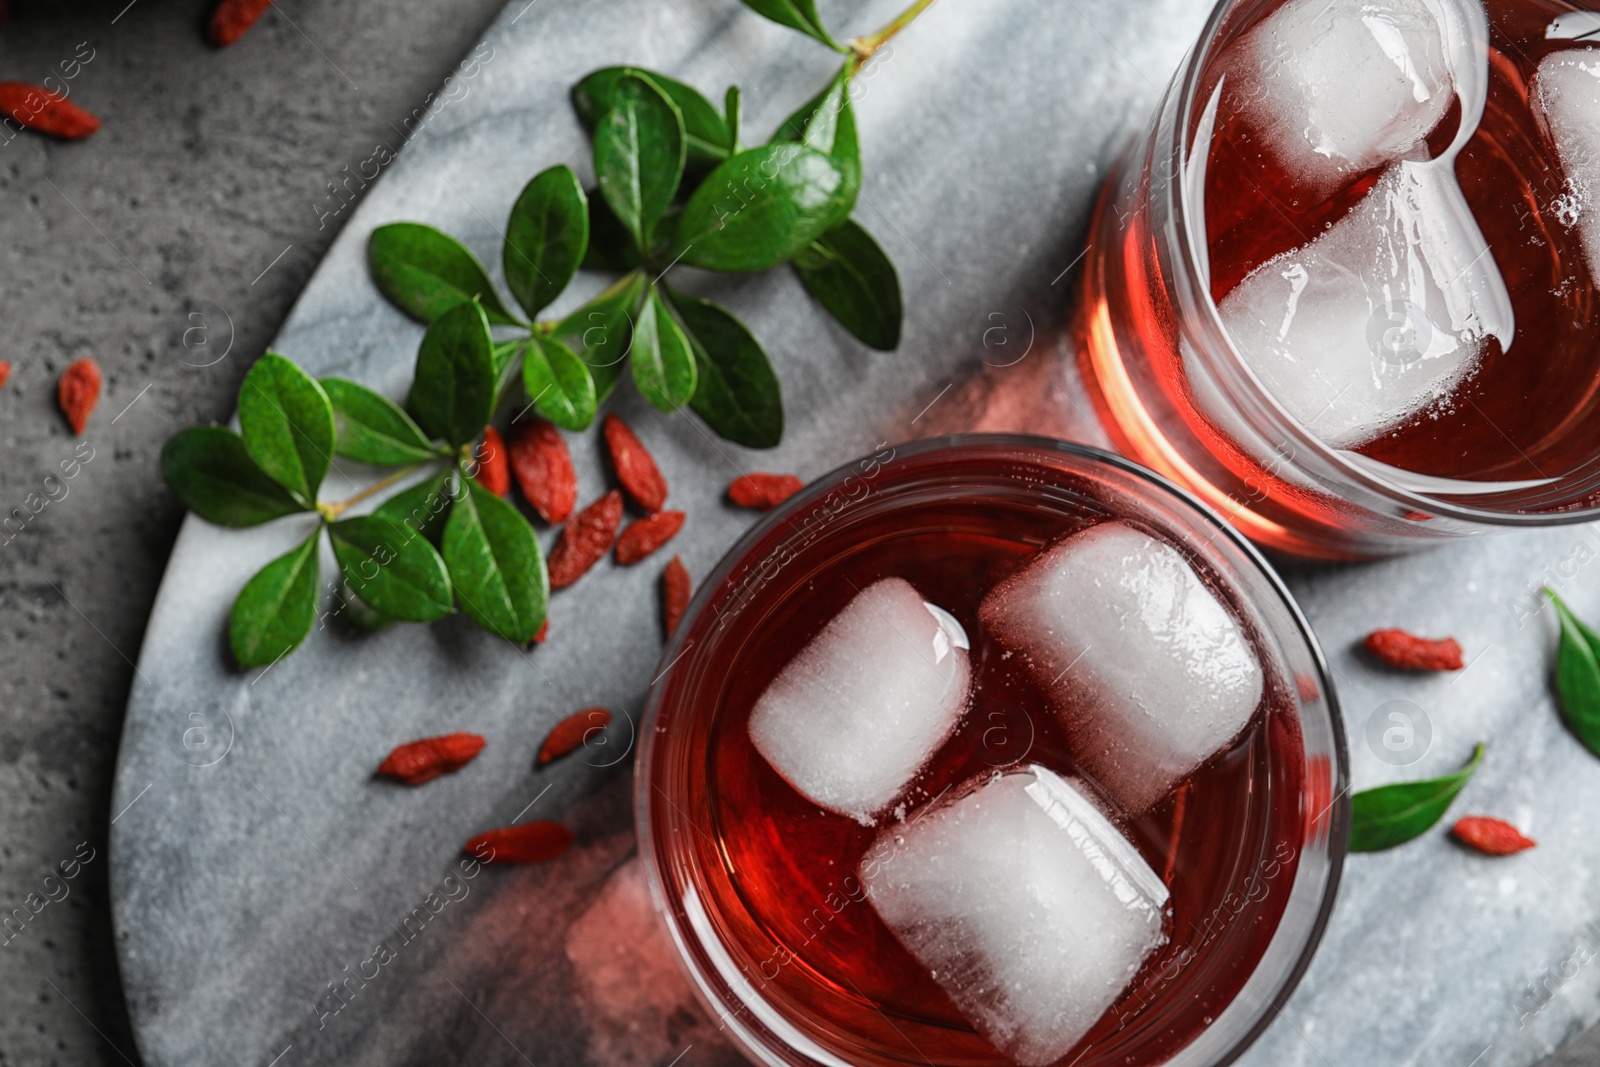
[[442, 478, 547, 643], [523, 333, 598, 431], [492, 338, 524, 403], [772, 65, 860, 210], [236, 353, 336, 505], [162, 426, 308, 527], [375, 470, 456, 547], [321, 378, 439, 465], [230, 525, 322, 668], [1350, 743, 1484, 852], [737, 0, 844, 50], [668, 289, 784, 448], [556, 272, 646, 401], [572, 67, 729, 172], [408, 300, 497, 447], [1548, 590, 1600, 757], [632, 284, 698, 411], [675, 144, 852, 272], [580, 189, 645, 272], [368, 223, 520, 326], [793, 220, 902, 350], [503, 165, 589, 319], [328, 515, 453, 623], [724, 86, 742, 153], [593, 74, 685, 255]]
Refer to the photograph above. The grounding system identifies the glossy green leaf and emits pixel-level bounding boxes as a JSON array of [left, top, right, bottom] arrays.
[[669, 289, 783, 448], [408, 300, 497, 447], [793, 220, 902, 350], [1548, 590, 1600, 757], [503, 165, 589, 319], [580, 189, 645, 272], [632, 284, 698, 411], [675, 144, 852, 272], [238, 353, 336, 505], [492, 338, 524, 403], [1350, 743, 1484, 852], [523, 333, 598, 431], [772, 65, 860, 210], [329, 514, 453, 623], [368, 222, 519, 326], [442, 478, 547, 644], [556, 272, 646, 401], [162, 426, 307, 527], [375, 470, 456, 547], [230, 525, 322, 668], [593, 74, 685, 255], [724, 86, 742, 152], [321, 378, 439, 465], [573, 67, 729, 171], [738, 0, 843, 49]]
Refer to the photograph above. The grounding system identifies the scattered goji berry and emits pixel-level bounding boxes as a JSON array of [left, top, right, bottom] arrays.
[[1452, 816, 1536, 856], [537, 707, 612, 766], [728, 472, 804, 510], [210, 0, 273, 47], [376, 732, 485, 786], [603, 413, 668, 512], [662, 555, 691, 637], [616, 510, 685, 564], [509, 418, 577, 524], [473, 426, 510, 497], [547, 489, 622, 589], [531, 618, 548, 645], [465, 820, 574, 864], [57, 358, 101, 435], [0, 83, 100, 140], [0, 362, 11, 391], [1363, 628, 1464, 671]]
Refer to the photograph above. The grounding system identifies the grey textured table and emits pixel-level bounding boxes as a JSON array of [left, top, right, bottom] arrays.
[[6, 1, 1600, 1065]]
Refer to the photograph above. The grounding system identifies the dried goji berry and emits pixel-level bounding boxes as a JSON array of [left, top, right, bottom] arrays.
[[1363, 628, 1464, 671], [547, 489, 622, 589], [465, 820, 574, 864], [1452, 816, 1536, 856], [509, 418, 577, 524], [603, 413, 668, 512], [0, 83, 100, 140], [531, 618, 548, 645], [616, 510, 685, 564], [662, 555, 691, 637], [537, 707, 612, 766], [57, 358, 101, 435], [728, 472, 804, 510], [473, 426, 510, 497], [210, 0, 273, 47], [376, 732, 485, 786], [0, 362, 11, 391]]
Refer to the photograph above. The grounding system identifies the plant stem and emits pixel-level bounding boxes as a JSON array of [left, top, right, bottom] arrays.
[[849, 0, 936, 63], [319, 462, 433, 520]]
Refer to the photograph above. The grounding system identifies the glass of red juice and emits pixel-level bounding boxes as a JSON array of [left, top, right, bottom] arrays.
[[1078, 0, 1600, 558], [637, 436, 1348, 1067]]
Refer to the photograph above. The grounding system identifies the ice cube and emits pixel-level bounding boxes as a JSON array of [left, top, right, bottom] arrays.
[[748, 578, 971, 824], [862, 766, 1168, 1067], [1533, 50, 1600, 278], [979, 523, 1262, 813]]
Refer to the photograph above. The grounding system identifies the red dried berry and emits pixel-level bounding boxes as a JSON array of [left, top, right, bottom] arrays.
[[509, 419, 577, 524], [465, 821, 574, 864], [0, 83, 100, 139], [1452, 816, 1536, 856], [0, 362, 11, 391], [531, 618, 549, 645], [603, 413, 668, 512], [210, 0, 273, 47], [728, 472, 804, 510], [616, 510, 685, 565], [1363, 629, 1464, 671], [547, 490, 623, 589], [662, 555, 691, 638], [57, 358, 101, 435], [473, 426, 510, 497], [537, 707, 612, 766], [376, 732, 485, 786]]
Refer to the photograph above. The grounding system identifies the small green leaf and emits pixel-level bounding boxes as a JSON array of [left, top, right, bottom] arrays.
[[492, 338, 524, 403], [230, 525, 322, 668], [668, 289, 783, 448], [523, 334, 598, 431], [162, 426, 307, 527], [375, 470, 456, 547], [368, 222, 520, 326], [1350, 743, 1484, 852], [573, 67, 729, 171], [556, 272, 646, 401], [675, 144, 852, 272], [328, 515, 453, 623], [321, 378, 439, 465], [503, 165, 589, 319], [737, 0, 844, 50], [594, 74, 685, 255], [1548, 590, 1600, 757], [724, 86, 742, 153], [632, 284, 698, 411], [408, 300, 497, 448], [772, 65, 860, 210], [238, 353, 336, 505], [443, 478, 547, 644], [793, 220, 902, 350]]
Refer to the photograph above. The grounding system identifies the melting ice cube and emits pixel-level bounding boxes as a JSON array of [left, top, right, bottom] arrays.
[[747, 578, 971, 824], [979, 523, 1262, 813], [862, 766, 1168, 1067], [1534, 49, 1600, 278]]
